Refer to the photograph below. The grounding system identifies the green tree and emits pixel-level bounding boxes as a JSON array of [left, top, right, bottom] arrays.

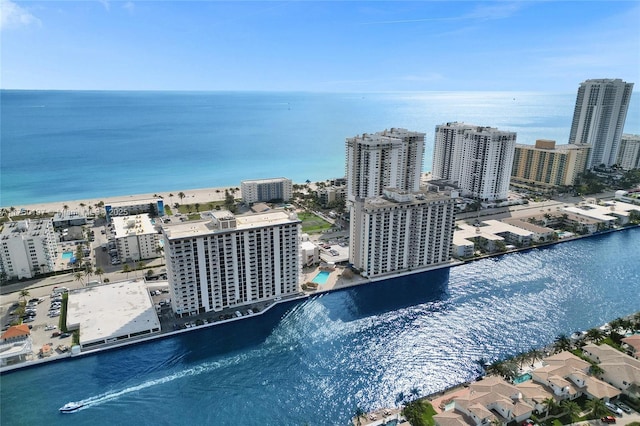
[[84, 265, 93, 285], [561, 400, 581, 422], [542, 397, 557, 418], [553, 334, 572, 353], [122, 264, 131, 279], [95, 267, 104, 283], [18, 289, 30, 303], [178, 192, 186, 202], [586, 398, 609, 419], [74, 271, 83, 286], [586, 328, 604, 343]]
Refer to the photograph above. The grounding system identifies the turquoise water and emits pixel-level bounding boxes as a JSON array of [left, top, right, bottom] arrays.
[[2, 90, 638, 207], [513, 373, 532, 384], [312, 270, 331, 284], [61, 251, 73, 260]]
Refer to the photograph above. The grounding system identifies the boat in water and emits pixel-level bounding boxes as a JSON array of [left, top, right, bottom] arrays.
[[59, 402, 83, 413]]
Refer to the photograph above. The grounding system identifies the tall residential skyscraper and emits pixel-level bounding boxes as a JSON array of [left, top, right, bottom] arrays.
[[346, 128, 425, 202], [162, 210, 300, 317], [432, 122, 517, 201], [349, 188, 456, 278], [568, 78, 634, 168], [616, 134, 640, 171]]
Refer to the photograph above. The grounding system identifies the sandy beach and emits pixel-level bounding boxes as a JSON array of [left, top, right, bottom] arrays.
[[1, 186, 246, 217]]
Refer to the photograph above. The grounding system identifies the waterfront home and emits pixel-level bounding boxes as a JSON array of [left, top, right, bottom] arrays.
[[622, 334, 640, 359], [582, 343, 640, 397], [433, 376, 535, 426]]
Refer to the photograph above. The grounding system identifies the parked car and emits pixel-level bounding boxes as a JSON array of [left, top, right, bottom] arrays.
[[45, 325, 57, 331], [616, 402, 632, 414], [605, 402, 623, 416], [23, 317, 35, 323], [601, 416, 616, 424]]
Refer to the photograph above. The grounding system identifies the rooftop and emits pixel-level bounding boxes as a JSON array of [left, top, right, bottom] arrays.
[[163, 210, 299, 240], [112, 214, 157, 238], [66, 280, 160, 346]]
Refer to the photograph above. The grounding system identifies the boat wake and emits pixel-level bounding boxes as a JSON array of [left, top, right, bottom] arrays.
[[60, 363, 216, 412]]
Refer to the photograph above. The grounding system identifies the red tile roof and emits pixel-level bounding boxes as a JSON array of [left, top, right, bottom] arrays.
[[1, 324, 31, 340]]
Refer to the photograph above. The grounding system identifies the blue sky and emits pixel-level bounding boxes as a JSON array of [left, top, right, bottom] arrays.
[[1, 1, 639, 92]]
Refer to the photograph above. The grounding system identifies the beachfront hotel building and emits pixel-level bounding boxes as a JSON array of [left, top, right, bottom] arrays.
[[105, 198, 164, 221], [569, 78, 634, 168], [349, 188, 456, 278], [0, 219, 58, 280], [511, 139, 591, 188], [345, 128, 425, 202], [112, 214, 161, 262], [162, 210, 301, 317], [241, 177, 293, 204], [616, 134, 640, 170], [432, 122, 517, 201]]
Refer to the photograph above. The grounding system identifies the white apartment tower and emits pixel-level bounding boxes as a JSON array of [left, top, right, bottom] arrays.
[[569, 78, 634, 168], [346, 128, 425, 202], [616, 134, 640, 170], [432, 122, 516, 201], [350, 188, 456, 278], [162, 210, 300, 317], [241, 178, 293, 204], [0, 219, 58, 280]]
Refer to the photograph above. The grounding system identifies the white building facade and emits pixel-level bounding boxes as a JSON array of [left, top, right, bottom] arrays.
[[346, 128, 425, 202], [162, 210, 301, 317], [350, 188, 456, 278], [0, 219, 58, 280], [569, 78, 634, 168], [112, 214, 160, 262], [617, 134, 640, 170], [433, 122, 516, 201], [241, 178, 293, 204]]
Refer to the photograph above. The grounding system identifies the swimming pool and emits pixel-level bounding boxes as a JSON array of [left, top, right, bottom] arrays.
[[61, 251, 73, 260], [312, 271, 330, 285], [513, 373, 531, 384]]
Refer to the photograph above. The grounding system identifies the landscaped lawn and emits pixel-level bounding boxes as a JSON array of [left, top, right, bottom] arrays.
[[298, 211, 332, 233]]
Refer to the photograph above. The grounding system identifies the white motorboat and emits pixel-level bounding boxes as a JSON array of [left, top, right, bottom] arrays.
[[59, 402, 83, 413]]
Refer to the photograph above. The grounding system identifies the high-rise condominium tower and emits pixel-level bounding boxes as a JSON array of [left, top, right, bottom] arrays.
[[345, 128, 425, 201], [432, 122, 516, 201], [568, 78, 634, 168]]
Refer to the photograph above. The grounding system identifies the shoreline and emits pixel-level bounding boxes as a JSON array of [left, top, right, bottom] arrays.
[[1, 224, 637, 375], [0, 185, 250, 216]]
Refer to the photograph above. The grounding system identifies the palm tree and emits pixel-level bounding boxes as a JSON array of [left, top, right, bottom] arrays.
[[18, 289, 30, 303], [84, 265, 93, 285], [135, 261, 145, 278], [95, 267, 104, 283], [553, 334, 572, 353], [178, 192, 185, 203], [155, 246, 164, 265], [122, 264, 131, 279], [586, 328, 604, 343], [74, 271, 83, 286], [586, 398, 609, 419], [194, 203, 200, 212], [353, 406, 365, 426], [542, 397, 557, 418], [474, 357, 489, 376], [561, 400, 581, 422]]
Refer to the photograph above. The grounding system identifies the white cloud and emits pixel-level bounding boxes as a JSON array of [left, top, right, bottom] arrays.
[[0, 0, 41, 30], [98, 0, 110, 12]]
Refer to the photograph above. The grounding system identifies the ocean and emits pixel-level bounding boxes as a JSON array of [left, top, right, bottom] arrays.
[[2, 90, 639, 207], [1, 228, 639, 425]]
